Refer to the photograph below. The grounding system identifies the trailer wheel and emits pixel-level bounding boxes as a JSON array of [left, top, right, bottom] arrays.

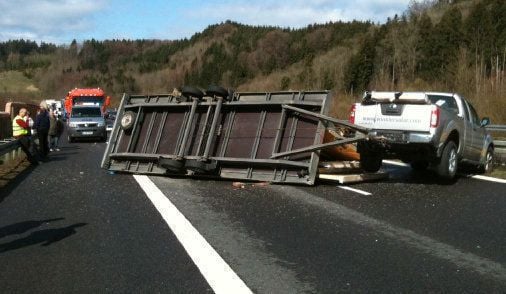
[[120, 111, 135, 131], [478, 146, 494, 174], [206, 85, 229, 99], [437, 140, 458, 179], [360, 152, 382, 173], [185, 160, 218, 174], [158, 158, 185, 174], [182, 86, 204, 100]]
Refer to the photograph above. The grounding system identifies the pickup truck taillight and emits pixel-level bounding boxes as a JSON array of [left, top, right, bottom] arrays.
[[349, 104, 356, 124], [430, 106, 440, 128]]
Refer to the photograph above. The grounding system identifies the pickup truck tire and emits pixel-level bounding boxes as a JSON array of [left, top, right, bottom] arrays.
[[360, 152, 382, 173], [437, 141, 458, 179], [411, 160, 429, 171], [479, 147, 494, 174]]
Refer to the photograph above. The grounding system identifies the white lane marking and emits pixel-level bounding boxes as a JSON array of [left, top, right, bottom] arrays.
[[134, 175, 252, 294], [278, 186, 506, 282], [383, 160, 409, 167], [469, 175, 506, 184], [338, 186, 372, 196]]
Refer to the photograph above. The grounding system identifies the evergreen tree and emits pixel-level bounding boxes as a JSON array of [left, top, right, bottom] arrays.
[[343, 34, 377, 93], [434, 6, 463, 83], [465, 1, 494, 74], [415, 12, 436, 81]]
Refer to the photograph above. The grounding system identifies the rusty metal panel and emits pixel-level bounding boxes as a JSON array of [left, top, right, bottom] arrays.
[[102, 90, 330, 185]]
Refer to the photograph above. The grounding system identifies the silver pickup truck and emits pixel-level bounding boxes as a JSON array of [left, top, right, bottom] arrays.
[[350, 91, 494, 179]]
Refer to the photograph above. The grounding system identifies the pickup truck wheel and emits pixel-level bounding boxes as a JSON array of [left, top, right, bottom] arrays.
[[479, 147, 494, 174], [411, 160, 429, 171], [437, 141, 457, 179], [360, 153, 382, 173]]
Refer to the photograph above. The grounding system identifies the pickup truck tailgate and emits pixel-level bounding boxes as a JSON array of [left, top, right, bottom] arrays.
[[355, 104, 432, 132]]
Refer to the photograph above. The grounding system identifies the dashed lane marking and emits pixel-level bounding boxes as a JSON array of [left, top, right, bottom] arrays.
[[468, 175, 506, 184], [134, 175, 252, 294], [383, 160, 409, 167], [338, 186, 372, 196]]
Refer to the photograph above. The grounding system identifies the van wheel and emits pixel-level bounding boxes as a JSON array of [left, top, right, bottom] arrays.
[[437, 141, 457, 179], [479, 147, 494, 174], [360, 152, 382, 172]]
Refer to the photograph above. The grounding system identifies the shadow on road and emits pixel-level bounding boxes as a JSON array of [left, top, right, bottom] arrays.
[[0, 218, 64, 239], [386, 169, 460, 186], [0, 223, 87, 253], [0, 163, 36, 203]]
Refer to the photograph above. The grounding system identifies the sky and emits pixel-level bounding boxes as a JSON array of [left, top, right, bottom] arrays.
[[0, 0, 413, 44]]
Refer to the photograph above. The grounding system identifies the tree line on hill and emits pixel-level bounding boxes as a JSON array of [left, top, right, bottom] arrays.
[[0, 0, 504, 121]]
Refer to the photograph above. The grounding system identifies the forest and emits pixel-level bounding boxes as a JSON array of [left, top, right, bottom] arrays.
[[0, 0, 504, 122]]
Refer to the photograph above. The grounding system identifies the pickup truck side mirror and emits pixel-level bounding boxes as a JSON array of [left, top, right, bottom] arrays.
[[480, 117, 491, 127]]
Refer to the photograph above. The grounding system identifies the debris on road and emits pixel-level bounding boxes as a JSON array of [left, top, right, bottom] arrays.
[[232, 181, 270, 189]]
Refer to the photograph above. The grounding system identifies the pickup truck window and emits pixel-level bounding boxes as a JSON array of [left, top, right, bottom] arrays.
[[468, 103, 480, 126], [428, 95, 458, 114], [462, 100, 470, 121]]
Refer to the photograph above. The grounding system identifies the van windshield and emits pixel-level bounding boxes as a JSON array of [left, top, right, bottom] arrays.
[[72, 108, 102, 118]]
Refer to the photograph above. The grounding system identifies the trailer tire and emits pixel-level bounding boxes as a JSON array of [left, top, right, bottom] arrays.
[[206, 85, 229, 99], [437, 140, 458, 179], [182, 86, 204, 100], [184, 160, 213, 174], [120, 111, 135, 131], [159, 158, 185, 173]]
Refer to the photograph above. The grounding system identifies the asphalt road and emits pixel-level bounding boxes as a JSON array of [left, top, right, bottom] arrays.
[[1, 137, 505, 293]]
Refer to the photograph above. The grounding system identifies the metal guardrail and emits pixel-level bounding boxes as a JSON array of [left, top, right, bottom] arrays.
[[486, 125, 506, 148], [486, 125, 506, 132], [0, 138, 20, 157], [486, 125, 506, 164]]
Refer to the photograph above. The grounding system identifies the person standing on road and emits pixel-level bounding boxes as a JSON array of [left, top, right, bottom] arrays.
[[12, 108, 38, 164], [48, 110, 60, 152], [56, 114, 64, 149], [34, 102, 50, 159], [25, 110, 39, 158]]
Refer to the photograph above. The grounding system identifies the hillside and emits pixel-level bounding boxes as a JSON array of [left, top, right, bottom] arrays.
[[0, 0, 505, 122]]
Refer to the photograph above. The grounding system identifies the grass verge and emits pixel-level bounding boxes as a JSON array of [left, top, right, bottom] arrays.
[[0, 154, 30, 188]]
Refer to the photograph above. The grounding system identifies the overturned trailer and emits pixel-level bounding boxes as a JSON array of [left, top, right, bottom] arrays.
[[101, 86, 369, 185]]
